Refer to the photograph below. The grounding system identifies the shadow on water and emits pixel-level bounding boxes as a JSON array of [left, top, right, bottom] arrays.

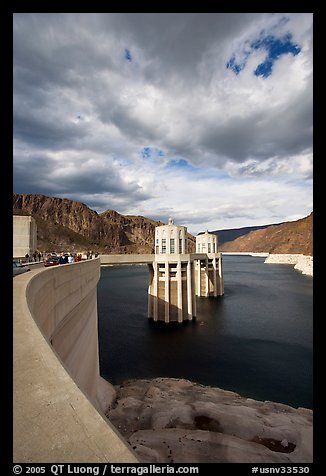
[[97, 257, 313, 408]]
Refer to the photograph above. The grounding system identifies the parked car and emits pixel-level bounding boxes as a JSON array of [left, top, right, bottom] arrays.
[[44, 256, 60, 267], [13, 261, 30, 276]]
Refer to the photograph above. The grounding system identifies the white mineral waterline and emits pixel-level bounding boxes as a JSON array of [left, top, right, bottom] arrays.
[[264, 254, 313, 277]]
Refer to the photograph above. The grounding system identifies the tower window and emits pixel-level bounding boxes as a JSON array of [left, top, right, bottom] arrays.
[[162, 239, 166, 254], [208, 243, 211, 253], [170, 238, 175, 253], [179, 238, 183, 253]]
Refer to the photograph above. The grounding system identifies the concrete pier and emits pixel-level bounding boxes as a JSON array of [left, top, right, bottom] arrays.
[[195, 254, 224, 297], [148, 254, 197, 322]]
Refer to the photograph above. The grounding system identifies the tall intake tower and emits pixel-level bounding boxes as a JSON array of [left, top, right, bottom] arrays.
[[195, 230, 224, 297], [148, 219, 223, 323]]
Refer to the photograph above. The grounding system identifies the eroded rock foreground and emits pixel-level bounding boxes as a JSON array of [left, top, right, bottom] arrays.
[[107, 378, 312, 463]]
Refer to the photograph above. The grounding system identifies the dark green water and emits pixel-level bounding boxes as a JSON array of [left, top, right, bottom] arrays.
[[97, 256, 313, 408]]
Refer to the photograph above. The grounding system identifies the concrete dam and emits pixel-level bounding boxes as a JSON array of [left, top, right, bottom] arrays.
[[13, 259, 138, 462]]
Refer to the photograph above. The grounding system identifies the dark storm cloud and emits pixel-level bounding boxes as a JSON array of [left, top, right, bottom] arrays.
[[202, 96, 312, 162], [96, 94, 158, 143], [14, 110, 84, 150], [13, 148, 151, 206], [13, 13, 114, 86], [96, 13, 260, 80], [13, 153, 57, 195], [198, 69, 312, 164]]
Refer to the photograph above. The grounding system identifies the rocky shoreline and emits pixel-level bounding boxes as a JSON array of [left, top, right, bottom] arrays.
[[106, 378, 313, 463], [264, 254, 313, 277]]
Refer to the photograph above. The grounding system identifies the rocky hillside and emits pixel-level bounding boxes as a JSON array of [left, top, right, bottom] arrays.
[[13, 193, 195, 254], [220, 213, 313, 256]]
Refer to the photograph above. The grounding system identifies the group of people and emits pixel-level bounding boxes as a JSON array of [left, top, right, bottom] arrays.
[[25, 252, 43, 262], [58, 253, 83, 264], [25, 250, 100, 264], [85, 250, 99, 259]]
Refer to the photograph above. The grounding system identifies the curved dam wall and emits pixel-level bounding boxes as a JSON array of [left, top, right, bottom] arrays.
[[13, 259, 138, 463]]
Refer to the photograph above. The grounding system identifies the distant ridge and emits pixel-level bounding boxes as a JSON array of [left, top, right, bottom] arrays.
[[219, 213, 313, 256], [208, 223, 284, 246]]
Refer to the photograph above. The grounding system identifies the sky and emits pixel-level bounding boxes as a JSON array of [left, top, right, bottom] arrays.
[[13, 13, 313, 235]]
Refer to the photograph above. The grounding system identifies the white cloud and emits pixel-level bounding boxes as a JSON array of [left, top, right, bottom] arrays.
[[225, 150, 313, 179]]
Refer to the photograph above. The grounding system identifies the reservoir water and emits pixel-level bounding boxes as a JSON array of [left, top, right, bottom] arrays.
[[97, 256, 313, 409]]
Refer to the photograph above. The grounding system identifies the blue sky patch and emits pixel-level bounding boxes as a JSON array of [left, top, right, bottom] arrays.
[[124, 48, 132, 62], [142, 147, 151, 159], [226, 55, 247, 75], [141, 147, 165, 160], [168, 158, 190, 168], [167, 158, 195, 171], [227, 32, 301, 78], [252, 34, 301, 77]]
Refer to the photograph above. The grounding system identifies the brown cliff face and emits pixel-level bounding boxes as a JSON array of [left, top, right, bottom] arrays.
[[13, 193, 113, 241], [220, 213, 313, 256], [13, 193, 195, 254], [99, 211, 162, 252]]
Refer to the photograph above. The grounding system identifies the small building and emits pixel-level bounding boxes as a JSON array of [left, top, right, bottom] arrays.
[[196, 229, 218, 254], [154, 218, 188, 255], [13, 215, 37, 259]]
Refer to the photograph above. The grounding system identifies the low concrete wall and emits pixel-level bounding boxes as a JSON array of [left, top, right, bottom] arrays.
[[13, 259, 138, 463]]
